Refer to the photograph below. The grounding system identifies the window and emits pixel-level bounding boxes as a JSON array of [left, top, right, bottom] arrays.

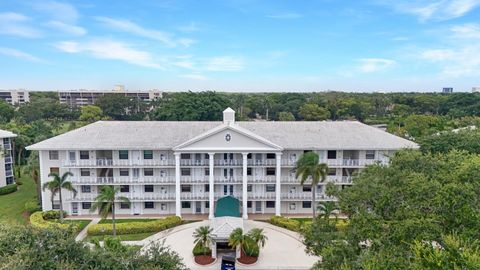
[[181, 185, 192, 192], [303, 185, 312, 192], [266, 153, 275, 159], [302, 201, 312, 208], [247, 153, 252, 159], [247, 201, 252, 208], [82, 202, 91, 209], [52, 202, 60, 210], [49, 151, 59, 160], [289, 203, 296, 210], [119, 150, 129, 160], [144, 168, 154, 176], [81, 185, 91, 193], [266, 168, 276, 176], [144, 185, 154, 192], [247, 168, 252, 176], [50, 167, 59, 174], [120, 185, 130, 192], [133, 168, 139, 178], [181, 168, 191, 176], [144, 150, 153, 159], [266, 184, 275, 192], [247, 185, 252, 192], [327, 150, 337, 159], [366, 150, 375, 160], [266, 201, 275, 208], [119, 169, 129, 176], [161, 203, 167, 211], [205, 168, 210, 176], [328, 168, 336, 176], [80, 169, 90, 176], [144, 202, 154, 209], [205, 201, 210, 209], [120, 202, 130, 209], [182, 201, 191, 208], [205, 184, 210, 192], [80, 151, 89, 160], [180, 153, 191, 159]]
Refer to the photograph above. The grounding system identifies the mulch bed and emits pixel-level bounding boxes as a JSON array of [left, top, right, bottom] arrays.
[[194, 255, 215, 265], [237, 250, 258, 264]]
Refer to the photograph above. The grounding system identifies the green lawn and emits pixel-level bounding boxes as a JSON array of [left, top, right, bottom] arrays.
[[61, 219, 92, 232], [86, 232, 156, 242], [0, 174, 37, 224], [98, 218, 161, 224]]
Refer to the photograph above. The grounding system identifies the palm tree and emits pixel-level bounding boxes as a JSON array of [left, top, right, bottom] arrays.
[[42, 171, 76, 222], [90, 185, 130, 236], [317, 201, 339, 225], [228, 228, 249, 254], [22, 152, 41, 204], [294, 152, 328, 218], [193, 226, 213, 255], [247, 228, 268, 248]]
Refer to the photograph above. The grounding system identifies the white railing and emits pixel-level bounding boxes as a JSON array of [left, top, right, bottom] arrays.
[[324, 158, 385, 167], [248, 176, 276, 183], [63, 159, 175, 167], [214, 159, 243, 166], [4, 156, 12, 164], [71, 176, 176, 184], [3, 144, 11, 150]]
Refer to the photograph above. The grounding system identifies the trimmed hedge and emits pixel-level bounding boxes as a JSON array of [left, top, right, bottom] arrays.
[[269, 216, 302, 232], [0, 183, 17, 195], [87, 216, 182, 236], [24, 199, 42, 214], [30, 211, 77, 230], [42, 210, 67, 220], [192, 242, 212, 256]]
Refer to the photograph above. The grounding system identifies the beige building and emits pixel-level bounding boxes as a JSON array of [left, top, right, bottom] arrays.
[[0, 90, 29, 105], [27, 108, 417, 218]]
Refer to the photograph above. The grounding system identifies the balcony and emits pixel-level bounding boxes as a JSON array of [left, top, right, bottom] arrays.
[[70, 176, 175, 185], [4, 156, 12, 164], [324, 158, 385, 167], [280, 175, 353, 184], [63, 159, 175, 167], [3, 143, 11, 150]]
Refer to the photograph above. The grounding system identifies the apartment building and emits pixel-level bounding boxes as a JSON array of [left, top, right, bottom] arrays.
[[26, 108, 417, 218], [58, 89, 162, 107], [0, 90, 30, 105], [0, 129, 17, 187]]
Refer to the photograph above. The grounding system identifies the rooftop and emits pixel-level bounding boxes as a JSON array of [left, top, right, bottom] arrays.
[[0, 129, 17, 139]]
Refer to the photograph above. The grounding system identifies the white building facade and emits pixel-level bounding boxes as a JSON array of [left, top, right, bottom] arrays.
[[27, 108, 417, 218], [0, 90, 30, 105], [0, 129, 17, 187]]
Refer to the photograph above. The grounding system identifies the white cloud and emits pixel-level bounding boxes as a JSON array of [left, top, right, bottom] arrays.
[[266, 12, 303, 19], [0, 12, 41, 38], [384, 0, 480, 21], [206, 56, 244, 71], [357, 58, 396, 73], [178, 22, 201, 33], [47, 20, 86, 36], [95, 17, 193, 47], [421, 49, 456, 61], [451, 23, 480, 39], [0, 47, 43, 62], [179, 74, 208, 80], [32, 0, 79, 23], [54, 39, 163, 69]]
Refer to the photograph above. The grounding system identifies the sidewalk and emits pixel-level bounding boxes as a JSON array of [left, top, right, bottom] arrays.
[[75, 218, 100, 242]]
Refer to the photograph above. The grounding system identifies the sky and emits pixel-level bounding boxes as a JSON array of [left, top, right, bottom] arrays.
[[0, 0, 480, 92]]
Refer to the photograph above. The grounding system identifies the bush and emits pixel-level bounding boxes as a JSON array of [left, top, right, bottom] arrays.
[[29, 212, 76, 230], [24, 200, 42, 214], [16, 180, 23, 185], [88, 216, 182, 236], [335, 219, 349, 231], [192, 242, 211, 256], [42, 210, 67, 220], [243, 237, 259, 257], [269, 216, 301, 232], [0, 183, 17, 195]]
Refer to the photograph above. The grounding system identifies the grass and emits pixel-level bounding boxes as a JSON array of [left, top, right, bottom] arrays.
[[61, 219, 92, 232], [98, 218, 161, 224], [0, 173, 37, 224], [86, 232, 156, 242]]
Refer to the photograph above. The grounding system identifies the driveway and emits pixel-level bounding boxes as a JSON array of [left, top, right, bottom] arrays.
[[139, 220, 319, 270]]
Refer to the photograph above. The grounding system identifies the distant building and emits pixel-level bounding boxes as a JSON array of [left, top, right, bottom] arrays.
[[0, 90, 30, 105], [0, 129, 16, 187], [58, 88, 162, 107], [472, 87, 480, 93], [442, 87, 453, 93]]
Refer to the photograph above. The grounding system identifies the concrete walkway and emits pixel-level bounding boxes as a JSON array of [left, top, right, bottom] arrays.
[[138, 220, 319, 270], [75, 218, 100, 242]]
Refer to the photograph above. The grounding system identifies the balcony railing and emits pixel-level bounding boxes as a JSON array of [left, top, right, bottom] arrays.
[[63, 159, 176, 167], [3, 144, 11, 150], [4, 156, 12, 164], [71, 176, 176, 184]]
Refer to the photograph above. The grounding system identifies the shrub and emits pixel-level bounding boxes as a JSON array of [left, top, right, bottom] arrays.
[[335, 219, 349, 231], [0, 183, 17, 195], [25, 200, 42, 214], [192, 242, 211, 256], [42, 210, 67, 220], [243, 237, 259, 257], [30, 212, 76, 230], [269, 216, 301, 232], [16, 180, 23, 185], [88, 216, 182, 236]]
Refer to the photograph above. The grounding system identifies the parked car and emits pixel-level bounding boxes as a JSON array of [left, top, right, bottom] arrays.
[[221, 255, 236, 270]]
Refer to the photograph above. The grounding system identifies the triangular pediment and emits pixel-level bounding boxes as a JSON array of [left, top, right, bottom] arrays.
[[173, 123, 283, 152]]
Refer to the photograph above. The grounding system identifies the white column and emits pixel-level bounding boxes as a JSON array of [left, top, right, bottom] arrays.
[[174, 153, 181, 217], [275, 153, 282, 216], [242, 152, 248, 219], [208, 153, 215, 219]]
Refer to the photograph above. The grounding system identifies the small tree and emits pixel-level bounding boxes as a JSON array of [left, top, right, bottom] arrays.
[[228, 228, 249, 254], [317, 201, 339, 226], [42, 172, 76, 221], [193, 226, 213, 255], [22, 152, 41, 204], [247, 228, 268, 248], [90, 185, 130, 236]]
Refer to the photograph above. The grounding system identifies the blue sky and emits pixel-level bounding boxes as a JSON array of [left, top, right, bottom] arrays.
[[0, 0, 479, 92]]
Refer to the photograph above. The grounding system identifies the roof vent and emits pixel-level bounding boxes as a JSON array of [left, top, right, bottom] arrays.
[[223, 107, 235, 124]]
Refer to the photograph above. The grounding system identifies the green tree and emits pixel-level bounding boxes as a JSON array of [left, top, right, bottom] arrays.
[[90, 185, 130, 236], [42, 172, 76, 221], [299, 103, 330, 121], [294, 152, 328, 217], [22, 151, 41, 203], [0, 100, 14, 123], [79, 105, 104, 122], [317, 201, 339, 225], [193, 226, 213, 255], [228, 228, 250, 254], [247, 228, 268, 248], [278, 111, 295, 121]]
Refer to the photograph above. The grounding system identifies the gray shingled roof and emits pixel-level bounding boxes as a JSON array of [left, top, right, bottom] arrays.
[[0, 129, 17, 139], [26, 120, 418, 150]]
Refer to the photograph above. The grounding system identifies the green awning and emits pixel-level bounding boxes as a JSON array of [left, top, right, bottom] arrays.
[[214, 196, 241, 217]]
